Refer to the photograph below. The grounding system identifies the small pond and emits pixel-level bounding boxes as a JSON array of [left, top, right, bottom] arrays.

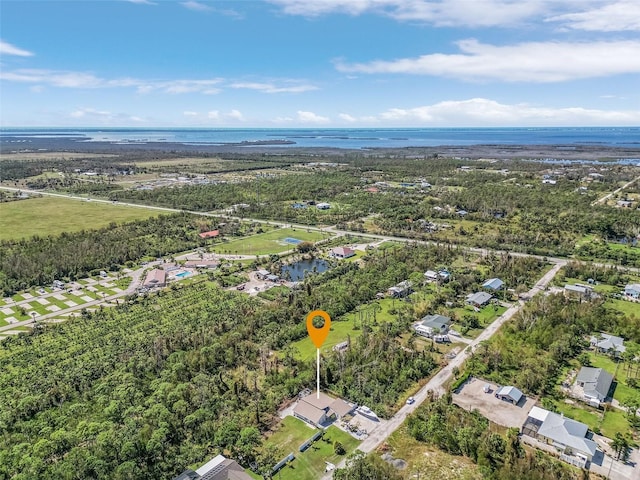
[[281, 258, 330, 281]]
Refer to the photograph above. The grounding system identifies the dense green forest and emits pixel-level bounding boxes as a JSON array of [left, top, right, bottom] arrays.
[[0, 213, 236, 295], [0, 243, 464, 478]]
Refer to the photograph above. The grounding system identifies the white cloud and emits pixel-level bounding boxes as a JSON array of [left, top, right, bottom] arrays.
[[181, 1, 212, 11], [371, 98, 640, 126], [268, 0, 563, 27], [70, 108, 112, 119], [0, 40, 34, 57], [230, 81, 318, 93], [546, 1, 640, 32], [297, 110, 330, 124], [0, 68, 224, 94], [339, 113, 357, 122], [207, 110, 220, 119], [183, 111, 199, 116], [227, 109, 244, 121], [336, 39, 640, 82]]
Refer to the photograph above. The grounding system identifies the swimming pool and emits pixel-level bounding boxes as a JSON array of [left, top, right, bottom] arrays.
[[175, 271, 191, 279], [283, 237, 302, 245]]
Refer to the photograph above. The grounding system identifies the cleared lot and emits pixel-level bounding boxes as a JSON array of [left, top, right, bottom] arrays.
[[453, 377, 536, 429]]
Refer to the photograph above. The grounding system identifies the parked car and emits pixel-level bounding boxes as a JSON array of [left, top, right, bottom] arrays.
[[406, 397, 415, 405], [236, 284, 246, 290]]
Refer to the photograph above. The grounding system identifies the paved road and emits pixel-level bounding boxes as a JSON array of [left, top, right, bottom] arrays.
[[3, 186, 638, 274], [592, 175, 640, 206], [321, 261, 566, 479]]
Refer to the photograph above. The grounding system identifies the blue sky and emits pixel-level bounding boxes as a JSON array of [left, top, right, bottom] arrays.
[[1, 0, 639, 127]]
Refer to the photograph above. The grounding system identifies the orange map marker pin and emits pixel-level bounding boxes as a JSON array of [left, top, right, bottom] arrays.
[[306, 310, 331, 398], [306, 310, 331, 348]]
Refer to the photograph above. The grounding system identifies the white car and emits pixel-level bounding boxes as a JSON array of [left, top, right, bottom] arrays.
[[406, 397, 415, 405]]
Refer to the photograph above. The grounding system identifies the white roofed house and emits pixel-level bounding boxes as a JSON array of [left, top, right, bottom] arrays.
[[624, 283, 640, 299], [331, 246, 355, 259], [522, 406, 599, 467]]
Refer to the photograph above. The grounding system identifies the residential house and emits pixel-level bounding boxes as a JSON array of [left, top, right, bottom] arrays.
[[495, 386, 523, 405], [414, 314, 451, 337], [466, 291, 493, 307], [256, 269, 271, 280], [172, 454, 252, 480], [293, 392, 355, 428], [590, 333, 626, 356], [143, 269, 166, 289], [424, 269, 450, 282], [388, 280, 413, 298], [198, 230, 220, 239], [575, 367, 613, 404], [624, 283, 640, 299], [563, 284, 593, 300], [522, 406, 598, 466], [482, 278, 504, 291], [331, 246, 356, 259]]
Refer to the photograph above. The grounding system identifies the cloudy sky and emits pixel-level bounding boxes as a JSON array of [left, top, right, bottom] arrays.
[[1, 0, 639, 127]]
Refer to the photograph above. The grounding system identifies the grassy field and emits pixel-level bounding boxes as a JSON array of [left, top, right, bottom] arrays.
[[606, 298, 640, 316], [258, 416, 360, 480], [0, 196, 160, 240], [212, 228, 328, 256], [554, 400, 629, 439], [286, 298, 400, 361], [386, 422, 482, 480]]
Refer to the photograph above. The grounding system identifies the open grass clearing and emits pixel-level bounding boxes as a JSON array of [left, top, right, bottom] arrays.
[[258, 416, 359, 480], [385, 421, 482, 480], [606, 298, 640, 316], [286, 298, 400, 361], [0, 196, 160, 240], [212, 227, 328, 256]]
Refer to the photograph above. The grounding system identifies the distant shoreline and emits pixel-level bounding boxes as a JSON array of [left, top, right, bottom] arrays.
[[1, 135, 639, 162]]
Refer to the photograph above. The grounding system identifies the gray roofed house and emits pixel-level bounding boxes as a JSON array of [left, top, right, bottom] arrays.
[[293, 391, 338, 427], [415, 314, 451, 336], [466, 291, 493, 307], [590, 333, 626, 355], [482, 278, 504, 290], [564, 284, 592, 299], [522, 406, 598, 464], [173, 454, 252, 480], [575, 367, 613, 403]]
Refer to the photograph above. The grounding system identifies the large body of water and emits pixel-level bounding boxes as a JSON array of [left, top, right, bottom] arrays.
[[1, 127, 639, 149]]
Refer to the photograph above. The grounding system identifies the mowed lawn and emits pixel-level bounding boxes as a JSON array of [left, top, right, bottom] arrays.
[[258, 416, 359, 480], [0, 196, 159, 240], [212, 228, 327, 256]]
